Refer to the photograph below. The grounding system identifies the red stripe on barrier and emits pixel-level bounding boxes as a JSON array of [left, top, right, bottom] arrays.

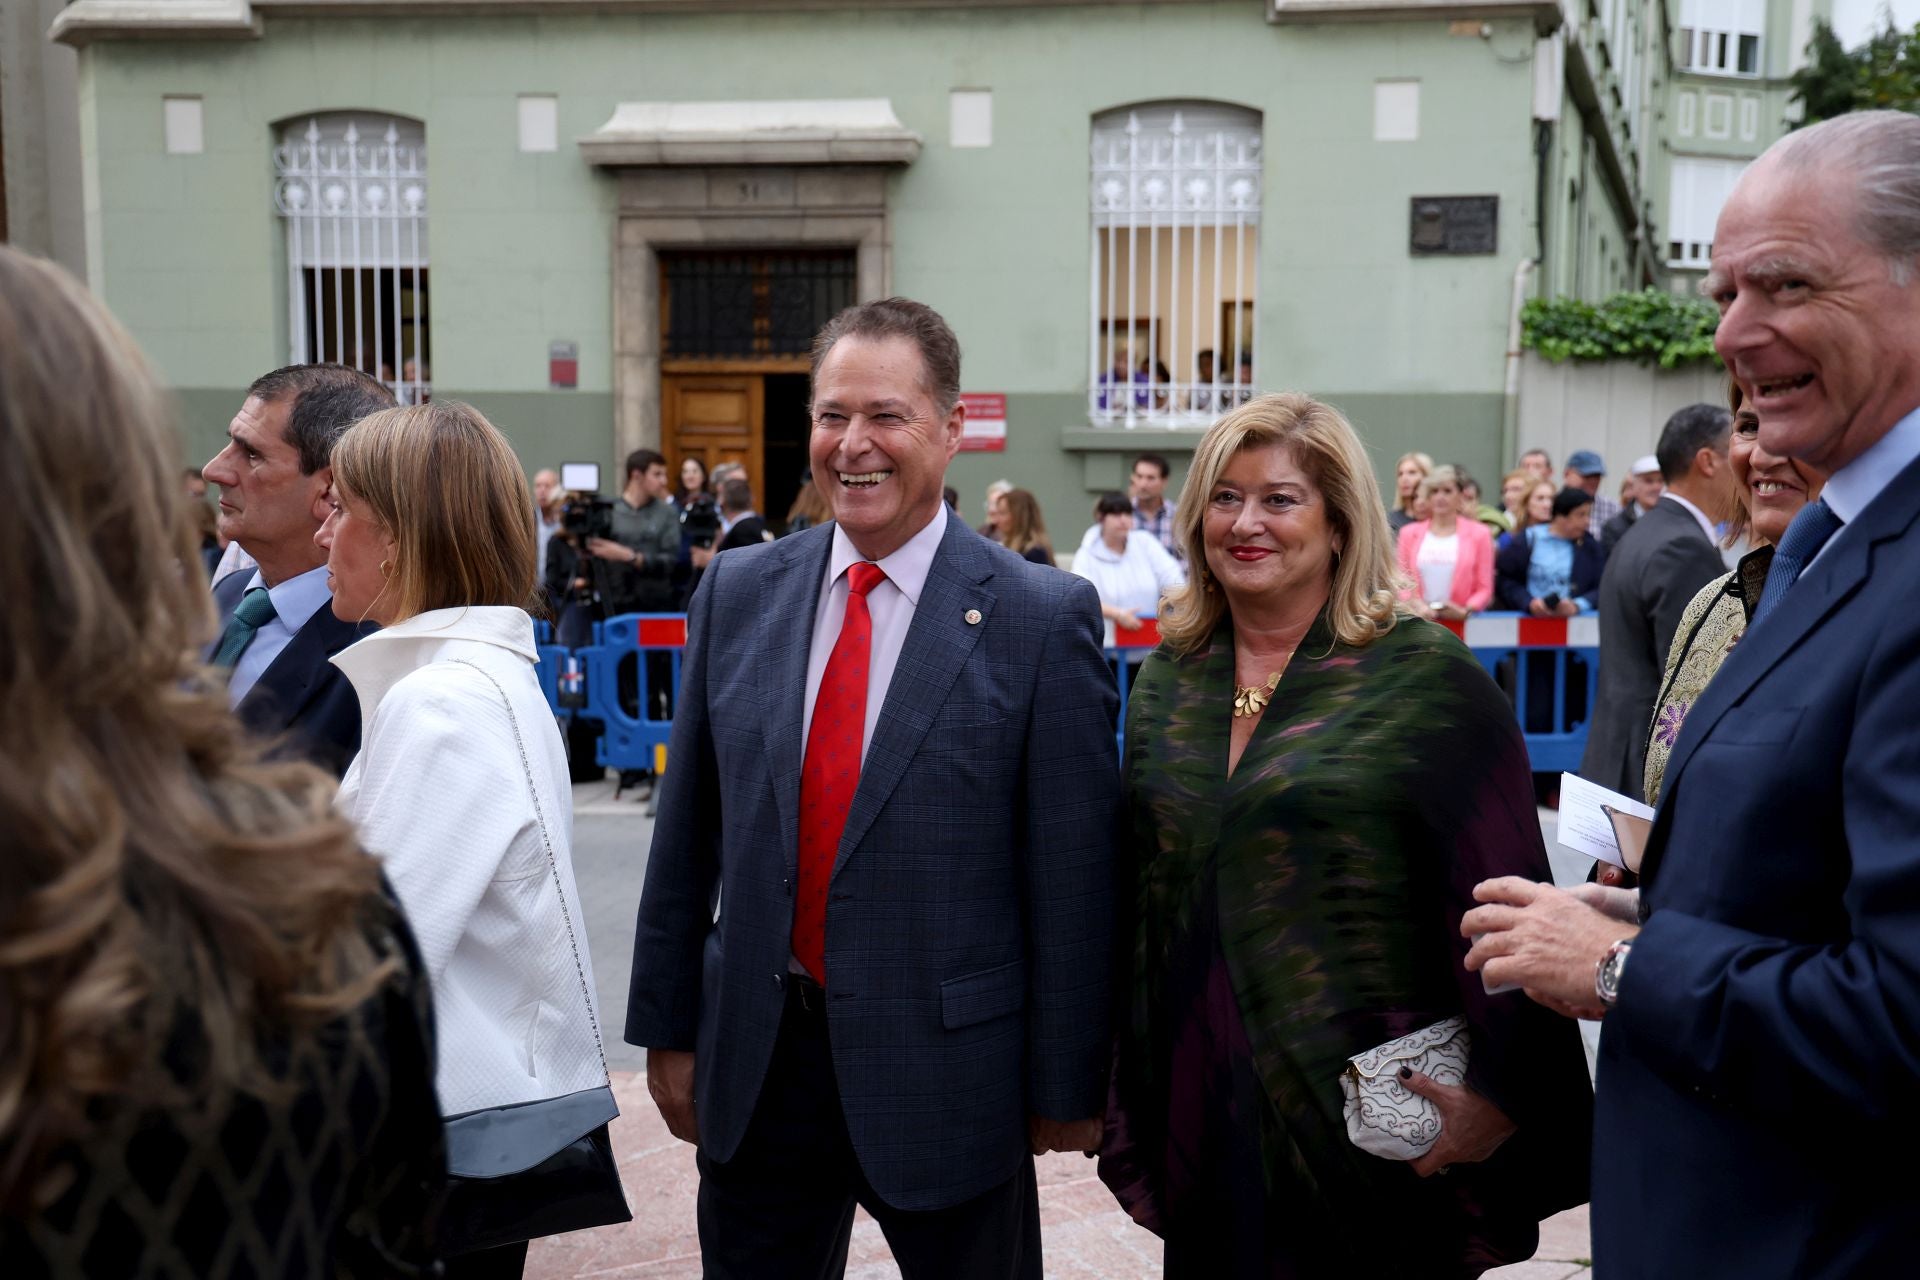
[[1437, 618, 1467, 640], [1114, 617, 1162, 649], [638, 618, 688, 648], [1517, 617, 1568, 646]]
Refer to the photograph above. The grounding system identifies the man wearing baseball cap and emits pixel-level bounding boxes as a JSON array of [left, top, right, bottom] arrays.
[[1601, 453, 1666, 549], [1564, 449, 1621, 528]]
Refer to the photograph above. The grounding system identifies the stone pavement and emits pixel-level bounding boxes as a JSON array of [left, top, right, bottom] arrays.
[[551, 783, 1595, 1278], [525, 1069, 1592, 1279]]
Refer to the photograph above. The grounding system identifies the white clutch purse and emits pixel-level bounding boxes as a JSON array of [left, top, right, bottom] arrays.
[[1339, 1017, 1471, 1161]]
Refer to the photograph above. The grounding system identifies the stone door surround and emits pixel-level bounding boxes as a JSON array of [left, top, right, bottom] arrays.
[[583, 99, 920, 458]]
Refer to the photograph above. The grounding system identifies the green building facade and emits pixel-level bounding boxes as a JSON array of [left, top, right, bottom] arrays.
[[46, 0, 1803, 529]]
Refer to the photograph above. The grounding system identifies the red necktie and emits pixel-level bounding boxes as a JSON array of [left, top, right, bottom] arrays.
[[792, 561, 887, 985]]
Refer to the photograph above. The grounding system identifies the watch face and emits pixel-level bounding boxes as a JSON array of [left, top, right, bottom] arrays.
[[1597, 943, 1631, 1003]]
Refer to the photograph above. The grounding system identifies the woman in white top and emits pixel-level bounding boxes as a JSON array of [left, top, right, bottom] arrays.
[[318, 401, 608, 1279], [1072, 491, 1186, 649]]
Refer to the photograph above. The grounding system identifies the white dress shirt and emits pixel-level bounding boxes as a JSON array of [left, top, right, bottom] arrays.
[[802, 504, 947, 765], [227, 564, 333, 706], [1811, 404, 1920, 567]]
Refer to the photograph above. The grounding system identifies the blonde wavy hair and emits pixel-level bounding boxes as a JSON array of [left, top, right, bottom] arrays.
[[0, 247, 392, 1209], [1393, 450, 1434, 516], [329, 401, 543, 623], [1159, 393, 1402, 657]]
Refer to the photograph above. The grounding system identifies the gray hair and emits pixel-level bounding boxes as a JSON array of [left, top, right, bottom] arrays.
[[1772, 110, 1920, 285], [1417, 463, 1461, 501], [246, 364, 397, 475], [809, 297, 962, 414]]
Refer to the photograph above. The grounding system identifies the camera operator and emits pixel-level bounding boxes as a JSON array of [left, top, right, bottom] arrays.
[[588, 449, 681, 615]]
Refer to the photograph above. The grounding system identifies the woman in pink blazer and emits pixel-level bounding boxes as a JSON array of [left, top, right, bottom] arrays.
[[1396, 465, 1495, 619]]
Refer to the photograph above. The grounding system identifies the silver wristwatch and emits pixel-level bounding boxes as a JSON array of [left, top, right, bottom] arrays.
[[1595, 938, 1634, 1007]]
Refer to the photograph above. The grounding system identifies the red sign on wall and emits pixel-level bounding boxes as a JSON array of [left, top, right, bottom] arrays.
[[958, 392, 1006, 452]]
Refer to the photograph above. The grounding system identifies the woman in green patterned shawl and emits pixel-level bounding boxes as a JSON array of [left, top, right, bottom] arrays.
[[1098, 395, 1592, 1277]]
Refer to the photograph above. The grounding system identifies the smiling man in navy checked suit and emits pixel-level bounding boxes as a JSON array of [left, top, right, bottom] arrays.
[[625, 298, 1119, 1277], [202, 365, 393, 775], [1463, 111, 1920, 1276]]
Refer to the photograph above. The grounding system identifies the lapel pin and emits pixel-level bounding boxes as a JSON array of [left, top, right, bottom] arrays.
[[964, 609, 982, 626]]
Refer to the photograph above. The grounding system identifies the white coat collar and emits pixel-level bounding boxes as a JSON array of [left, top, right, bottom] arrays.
[[331, 605, 539, 722]]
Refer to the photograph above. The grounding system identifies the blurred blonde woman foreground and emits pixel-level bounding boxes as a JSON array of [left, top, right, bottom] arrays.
[[0, 246, 445, 1273], [319, 401, 627, 1277]]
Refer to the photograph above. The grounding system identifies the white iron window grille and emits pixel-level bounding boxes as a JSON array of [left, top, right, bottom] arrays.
[[1090, 103, 1261, 427], [274, 114, 431, 404]]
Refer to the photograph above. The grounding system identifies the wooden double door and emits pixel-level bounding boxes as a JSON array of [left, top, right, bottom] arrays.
[[661, 367, 812, 525]]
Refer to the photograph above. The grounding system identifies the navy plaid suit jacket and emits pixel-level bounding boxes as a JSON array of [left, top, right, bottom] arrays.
[[624, 516, 1120, 1211]]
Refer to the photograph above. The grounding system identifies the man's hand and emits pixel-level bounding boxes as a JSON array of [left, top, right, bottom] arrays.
[[586, 536, 634, 565], [1555, 599, 1580, 618], [1029, 1114, 1102, 1156], [1462, 877, 1637, 1015], [690, 545, 715, 570], [1114, 610, 1143, 632], [647, 1047, 699, 1146], [1403, 1073, 1517, 1177], [1528, 598, 1551, 618]]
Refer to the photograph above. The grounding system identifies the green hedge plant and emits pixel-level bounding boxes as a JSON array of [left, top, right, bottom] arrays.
[[1521, 289, 1723, 368]]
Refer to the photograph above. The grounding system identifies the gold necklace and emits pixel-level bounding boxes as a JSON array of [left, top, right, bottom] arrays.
[[1232, 671, 1283, 718]]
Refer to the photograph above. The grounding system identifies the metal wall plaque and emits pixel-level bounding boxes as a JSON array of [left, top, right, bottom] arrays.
[[1409, 196, 1498, 255]]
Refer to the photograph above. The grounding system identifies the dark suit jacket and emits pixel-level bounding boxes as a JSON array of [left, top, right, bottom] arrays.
[[1600, 502, 1642, 550], [1578, 497, 1728, 796], [713, 514, 769, 553], [1493, 527, 1607, 613], [1593, 451, 1920, 1277], [212, 571, 370, 777], [624, 517, 1121, 1211]]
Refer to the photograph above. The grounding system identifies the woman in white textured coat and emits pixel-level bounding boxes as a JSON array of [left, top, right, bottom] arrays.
[[318, 400, 610, 1279]]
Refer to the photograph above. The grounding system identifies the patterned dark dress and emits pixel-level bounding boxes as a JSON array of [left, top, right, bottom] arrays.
[[1100, 612, 1592, 1278], [2, 893, 446, 1278]]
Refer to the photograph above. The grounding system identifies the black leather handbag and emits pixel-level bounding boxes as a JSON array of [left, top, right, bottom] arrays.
[[441, 1085, 631, 1254], [439, 660, 634, 1257]]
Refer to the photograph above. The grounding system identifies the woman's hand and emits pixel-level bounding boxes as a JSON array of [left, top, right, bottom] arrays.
[[1436, 602, 1469, 622], [1114, 609, 1143, 631], [1403, 1072, 1516, 1177], [1567, 882, 1641, 924]]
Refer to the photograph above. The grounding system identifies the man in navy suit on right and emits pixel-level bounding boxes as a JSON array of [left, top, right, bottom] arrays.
[[1464, 110, 1920, 1276]]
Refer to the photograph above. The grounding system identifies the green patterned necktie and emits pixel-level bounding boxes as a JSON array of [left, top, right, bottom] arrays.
[[211, 587, 278, 670]]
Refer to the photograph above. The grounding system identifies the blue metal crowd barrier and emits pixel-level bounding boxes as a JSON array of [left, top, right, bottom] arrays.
[[573, 613, 685, 776], [532, 619, 571, 724], [534, 609, 1599, 777]]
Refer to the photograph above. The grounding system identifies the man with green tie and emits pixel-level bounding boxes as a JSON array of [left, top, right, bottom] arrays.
[[202, 365, 394, 775]]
